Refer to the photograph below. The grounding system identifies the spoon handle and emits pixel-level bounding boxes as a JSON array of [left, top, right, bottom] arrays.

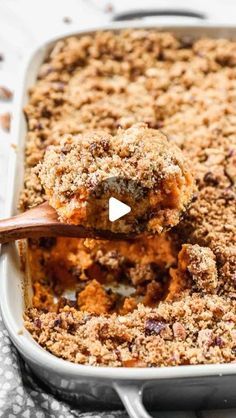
[[0, 202, 130, 244], [0, 203, 59, 244]]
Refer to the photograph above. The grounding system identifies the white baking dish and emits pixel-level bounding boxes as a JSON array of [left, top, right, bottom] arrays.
[[1, 22, 236, 418]]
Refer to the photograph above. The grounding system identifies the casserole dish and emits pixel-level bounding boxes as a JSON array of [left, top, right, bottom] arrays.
[[1, 22, 236, 417]]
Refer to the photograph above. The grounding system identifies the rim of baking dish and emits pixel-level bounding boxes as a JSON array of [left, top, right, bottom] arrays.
[[1, 21, 236, 381]]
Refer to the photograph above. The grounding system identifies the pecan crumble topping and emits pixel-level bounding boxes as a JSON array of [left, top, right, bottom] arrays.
[[22, 29, 236, 367]]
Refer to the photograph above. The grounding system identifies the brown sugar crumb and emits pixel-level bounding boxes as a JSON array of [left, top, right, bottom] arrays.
[[128, 264, 157, 286], [168, 244, 218, 299], [37, 123, 194, 234], [0, 112, 11, 131], [181, 244, 218, 293], [24, 294, 236, 367]]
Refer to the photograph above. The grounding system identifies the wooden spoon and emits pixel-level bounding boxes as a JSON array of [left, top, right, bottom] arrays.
[[0, 202, 132, 244]]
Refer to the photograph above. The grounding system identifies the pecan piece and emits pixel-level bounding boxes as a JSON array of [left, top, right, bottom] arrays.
[[173, 322, 186, 341], [0, 86, 13, 100], [0, 112, 11, 131], [197, 329, 213, 348]]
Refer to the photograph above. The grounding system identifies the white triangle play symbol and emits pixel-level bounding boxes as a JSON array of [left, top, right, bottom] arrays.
[[109, 197, 131, 222]]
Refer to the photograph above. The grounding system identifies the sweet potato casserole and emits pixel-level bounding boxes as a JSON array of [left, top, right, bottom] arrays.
[[22, 29, 236, 367]]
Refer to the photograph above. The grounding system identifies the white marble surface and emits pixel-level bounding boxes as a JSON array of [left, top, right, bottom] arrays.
[[0, 0, 236, 416]]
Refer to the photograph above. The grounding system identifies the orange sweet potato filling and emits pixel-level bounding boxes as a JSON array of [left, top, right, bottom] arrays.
[[166, 245, 191, 301], [78, 279, 117, 314], [28, 234, 180, 314]]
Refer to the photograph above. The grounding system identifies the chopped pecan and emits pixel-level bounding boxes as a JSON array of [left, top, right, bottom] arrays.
[[0, 86, 13, 100], [197, 329, 213, 348], [173, 322, 186, 341], [0, 112, 11, 131], [33, 318, 41, 328]]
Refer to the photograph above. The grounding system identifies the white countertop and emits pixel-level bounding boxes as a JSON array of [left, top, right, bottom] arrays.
[[0, 1, 236, 416]]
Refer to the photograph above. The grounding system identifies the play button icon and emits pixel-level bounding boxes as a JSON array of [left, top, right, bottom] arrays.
[[84, 176, 147, 235], [109, 197, 131, 222]]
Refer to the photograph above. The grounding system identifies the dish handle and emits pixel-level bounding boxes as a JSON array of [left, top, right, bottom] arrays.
[[114, 383, 152, 418]]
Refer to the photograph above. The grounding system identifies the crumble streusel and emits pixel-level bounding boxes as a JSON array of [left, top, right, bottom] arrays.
[[22, 29, 236, 367]]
